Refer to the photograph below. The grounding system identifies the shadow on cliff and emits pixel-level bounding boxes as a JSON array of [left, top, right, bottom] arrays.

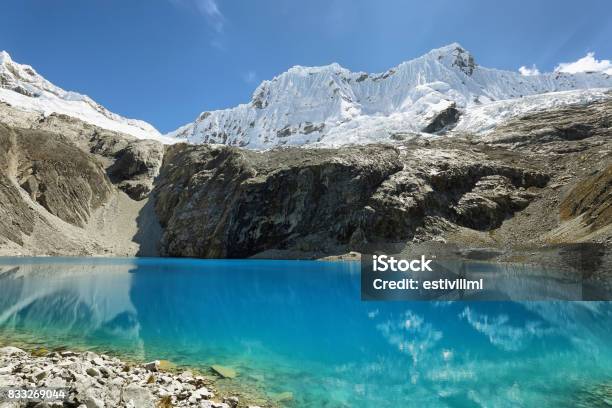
[[133, 196, 163, 257]]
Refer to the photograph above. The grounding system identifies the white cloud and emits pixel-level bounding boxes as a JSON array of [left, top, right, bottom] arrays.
[[170, 0, 225, 33], [555, 52, 612, 75], [242, 70, 257, 84], [518, 64, 540, 76], [196, 0, 225, 33]]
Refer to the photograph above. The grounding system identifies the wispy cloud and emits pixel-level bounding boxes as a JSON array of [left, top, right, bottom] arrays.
[[242, 70, 257, 84], [170, 0, 226, 33], [518, 64, 540, 76], [196, 0, 225, 33], [555, 52, 612, 75]]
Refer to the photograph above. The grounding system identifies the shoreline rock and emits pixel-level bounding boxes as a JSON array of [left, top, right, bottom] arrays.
[[0, 346, 265, 408]]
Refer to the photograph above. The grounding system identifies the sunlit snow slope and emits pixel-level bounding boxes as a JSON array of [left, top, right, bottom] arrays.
[[169, 43, 612, 149], [0, 51, 174, 143]]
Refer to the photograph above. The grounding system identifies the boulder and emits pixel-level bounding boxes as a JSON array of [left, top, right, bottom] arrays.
[[0, 346, 26, 356], [122, 384, 156, 408], [144, 360, 160, 372]]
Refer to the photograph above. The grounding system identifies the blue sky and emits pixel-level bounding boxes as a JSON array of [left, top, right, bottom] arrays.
[[1, 0, 611, 132]]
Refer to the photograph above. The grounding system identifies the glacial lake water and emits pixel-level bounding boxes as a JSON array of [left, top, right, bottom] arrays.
[[0, 257, 611, 407]]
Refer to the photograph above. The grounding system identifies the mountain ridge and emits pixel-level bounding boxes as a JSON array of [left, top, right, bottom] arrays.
[[168, 43, 612, 148], [1, 45, 611, 150], [0, 50, 174, 143]]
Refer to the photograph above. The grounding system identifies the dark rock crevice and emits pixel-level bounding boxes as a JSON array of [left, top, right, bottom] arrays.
[[422, 103, 461, 134]]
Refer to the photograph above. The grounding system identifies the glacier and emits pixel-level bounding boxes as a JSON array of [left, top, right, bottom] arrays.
[[168, 43, 612, 149], [1, 44, 611, 148]]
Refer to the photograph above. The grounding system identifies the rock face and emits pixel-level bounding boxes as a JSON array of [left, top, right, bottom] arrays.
[[484, 98, 612, 146], [0, 104, 164, 256], [153, 96, 611, 257], [153, 140, 549, 258], [421, 103, 460, 133], [155, 144, 402, 257], [0, 104, 165, 200], [0, 173, 36, 247], [480, 98, 612, 245], [106, 139, 164, 200], [560, 164, 611, 231], [0, 92, 610, 257], [0, 124, 112, 227]]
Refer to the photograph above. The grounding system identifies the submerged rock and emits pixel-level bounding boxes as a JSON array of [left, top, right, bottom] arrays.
[[273, 391, 294, 402], [158, 359, 177, 371], [211, 365, 237, 379]]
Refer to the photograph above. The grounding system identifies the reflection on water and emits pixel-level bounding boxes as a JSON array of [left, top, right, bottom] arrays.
[[0, 257, 611, 408]]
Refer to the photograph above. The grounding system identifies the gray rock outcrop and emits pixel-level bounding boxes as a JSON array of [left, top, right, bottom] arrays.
[[0, 103, 164, 200], [0, 124, 112, 227], [0, 104, 164, 256], [153, 140, 549, 258]]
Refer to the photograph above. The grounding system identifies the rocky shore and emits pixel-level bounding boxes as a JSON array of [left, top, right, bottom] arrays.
[[0, 346, 266, 408]]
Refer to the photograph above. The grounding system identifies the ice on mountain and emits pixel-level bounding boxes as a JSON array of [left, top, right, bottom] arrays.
[[168, 43, 612, 149]]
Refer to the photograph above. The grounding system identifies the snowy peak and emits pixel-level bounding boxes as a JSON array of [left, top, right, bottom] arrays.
[[420, 43, 477, 75], [0, 51, 95, 104], [170, 43, 612, 149], [247, 43, 476, 114], [0, 51, 54, 98], [0, 51, 173, 143]]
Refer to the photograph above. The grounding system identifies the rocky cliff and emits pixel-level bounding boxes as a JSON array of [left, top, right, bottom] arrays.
[[0, 103, 163, 256], [0, 98, 610, 258], [153, 135, 551, 258], [153, 98, 611, 258]]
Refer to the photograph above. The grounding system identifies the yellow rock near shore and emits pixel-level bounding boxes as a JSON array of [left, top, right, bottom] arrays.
[[211, 364, 237, 379]]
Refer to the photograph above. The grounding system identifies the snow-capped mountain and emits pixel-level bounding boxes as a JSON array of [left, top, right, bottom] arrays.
[[0, 51, 174, 143], [2, 45, 610, 149], [169, 43, 612, 149]]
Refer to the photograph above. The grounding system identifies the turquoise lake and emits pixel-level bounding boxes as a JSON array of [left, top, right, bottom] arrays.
[[0, 257, 611, 407]]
